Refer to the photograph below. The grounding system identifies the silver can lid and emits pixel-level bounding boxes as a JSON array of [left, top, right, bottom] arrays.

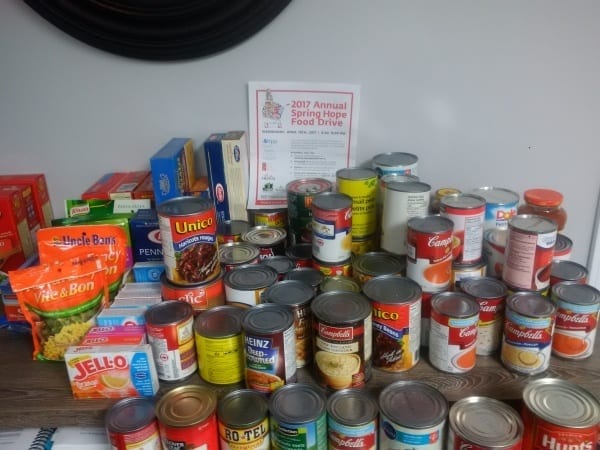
[[145, 300, 193, 326], [260, 255, 295, 275], [156, 196, 213, 216], [106, 397, 156, 434], [407, 215, 454, 234], [372, 152, 418, 168], [218, 389, 268, 429], [470, 187, 520, 206], [362, 274, 421, 305], [194, 305, 245, 338], [353, 252, 406, 278], [440, 193, 486, 210], [312, 192, 353, 211], [551, 281, 600, 307], [284, 267, 324, 289], [336, 167, 378, 181], [508, 214, 557, 234], [242, 303, 294, 335], [382, 180, 430, 194], [224, 264, 278, 291], [319, 275, 361, 293], [311, 291, 371, 324], [327, 388, 378, 427], [460, 277, 508, 300], [242, 226, 287, 246], [506, 291, 556, 318], [431, 291, 479, 318], [269, 383, 326, 424], [286, 178, 332, 195], [262, 279, 314, 307], [550, 260, 589, 282], [379, 380, 448, 428], [380, 173, 419, 185], [219, 242, 260, 265]]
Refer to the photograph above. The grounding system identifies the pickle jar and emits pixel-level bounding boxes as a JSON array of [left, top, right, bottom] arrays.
[[517, 188, 567, 231]]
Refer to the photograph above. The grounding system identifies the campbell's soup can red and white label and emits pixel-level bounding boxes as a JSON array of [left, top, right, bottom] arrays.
[[327, 389, 378, 450], [440, 193, 486, 264], [311, 192, 353, 263]]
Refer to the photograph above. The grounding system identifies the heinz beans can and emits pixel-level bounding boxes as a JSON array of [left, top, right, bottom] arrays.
[[106, 397, 161, 450], [440, 193, 486, 264], [327, 388, 378, 450], [336, 167, 378, 238], [218, 389, 270, 450], [311, 192, 353, 263]]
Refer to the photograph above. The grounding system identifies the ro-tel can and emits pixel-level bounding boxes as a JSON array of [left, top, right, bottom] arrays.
[[460, 277, 508, 356], [336, 167, 378, 239], [218, 220, 251, 244], [262, 279, 315, 368], [521, 378, 600, 450], [260, 255, 295, 280], [157, 196, 219, 285], [145, 300, 197, 382], [406, 215, 454, 292], [500, 291, 556, 375], [440, 193, 486, 264], [450, 259, 487, 291], [470, 186, 520, 230], [160, 271, 225, 314], [194, 305, 246, 385], [380, 180, 431, 255], [378, 380, 448, 450], [218, 389, 270, 450], [242, 226, 287, 260], [502, 214, 558, 292], [156, 385, 219, 450], [106, 397, 161, 450], [327, 388, 378, 450], [550, 260, 589, 288], [223, 264, 278, 307], [550, 281, 600, 360], [447, 396, 523, 450], [482, 228, 507, 279], [311, 192, 353, 263], [371, 151, 419, 177], [287, 178, 333, 245], [553, 233, 573, 261], [242, 303, 297, 394], [312, 257, 352, 277], [352, 251, 406, 286], [319, 275, 361, 294], [428, 291, 479, 373], [363, 275, 422, 372], [219, 241, 260, 271], [311, 291, 372, 390], [268, 383, 327, 450], [284, 267, 324, 295], [249, 208, 288, 228], [285, 243, 314, 268]]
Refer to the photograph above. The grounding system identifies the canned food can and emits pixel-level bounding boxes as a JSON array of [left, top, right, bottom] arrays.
[[440, 193, 486, 264], [284, 267, 324, 294], [311, 192, 353, 263], [219, 241, 261, 271], [551, 281, 600, 360], [363, 275, 422, 372], [242, 303, 297, 393], [378, 380, 448, 450], [160, 271, 225, 314], [482, 228, 507, 278], [157, 196, 220, 285], [430, 187, 461, 214], [371, 152, 419, 176], [420, 290, 441, 348], [470, 186, 519, 230], [218, 220, 251, 244], [327, 388, 378, 450], [550, 260, 589, 287], [145, 300, 197, 381], [351, 234, 379, 256], [285, 243, 314, 268], [553, 233, 573, 261], [312, 257, 352, 277], [336, 167, 378, 238], [352, 251, 406, 286], [260, 255, 295, 280], [311, 291, 372, 390], [218, 389, 270, 450], [249, 208, 287, 228], [106, 397, 161, 450], [287, 178, 333, 245], [377, 173, 420, 227], [242, 226, 287, 260], [156, 385, 219, 450], [450, 259, 487, 290], [429, 291, 479, 373], [319, 275, 361, 293], [501, 291, 556, 375], [223, 264, 278, 307]]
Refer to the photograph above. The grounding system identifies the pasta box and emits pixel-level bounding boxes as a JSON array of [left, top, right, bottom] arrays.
[[129, 208, 163, 263], [149, 137, 196, 205]]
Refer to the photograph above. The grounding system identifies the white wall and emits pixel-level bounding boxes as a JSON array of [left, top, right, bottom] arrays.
[[1, 0, 599, 265]]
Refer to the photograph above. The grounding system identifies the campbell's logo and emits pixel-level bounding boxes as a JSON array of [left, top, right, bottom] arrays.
[[329, 432, 373, 448], [459, 326, 477, 338], [505, 322, 545, 341], [72, 355, 128, 381], [428, 235, 452, 248], [556, 311, 592, 326], [147, 229, 161, 244], [319, 324, 353, 340]]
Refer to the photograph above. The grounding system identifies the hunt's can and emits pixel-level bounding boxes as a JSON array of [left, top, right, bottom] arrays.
[[242, 226, 287, 260], [482, 228, 507, 278], [287, 178, 333, 245], [106, 397, 161, 450], [336, 167, 378, 238], [553, 233, 573, 261], [352, 251, 406, 286], [160, 271, 225, 314], [157, 196, 220, 285], [311, 192, 353, 263], [320, 275, 361, 294], [450, 259, 487, 290], [327, 388, 378, 450], [470, 186, 519, 230], [440, 193, 486, 264], [285, 243, 314, 268], [284, 267, 324, 294], [550, 260, 589, 287], [371, 152, 419, 176], [223, 264, 278, 307], [218, 389, 270, 450], [312, 257, 353, 277], [218, 220, 251, 244], [260, 255, 295, 280], [219, 241, 261, 271], [249, 208, 287, 228]]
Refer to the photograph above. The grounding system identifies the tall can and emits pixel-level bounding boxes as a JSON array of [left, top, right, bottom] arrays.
[[327, 388, 378, 450], [311, 192, 353, 263], [440, 193, 486, 264], [371, 152, 419, 176], [287, 178, 333, 245], [106, 397, 161, 450], [482, 228, 507, 279], [336, 167, 378, 238], [218, 389, 270, 450], [470, 186, 519, 230]]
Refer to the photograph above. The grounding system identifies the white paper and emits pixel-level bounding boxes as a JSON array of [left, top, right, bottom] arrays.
[[247, 81, 360, 209]]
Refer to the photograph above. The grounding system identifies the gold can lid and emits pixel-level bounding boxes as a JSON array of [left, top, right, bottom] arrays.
[[156, 385, 217, 427]]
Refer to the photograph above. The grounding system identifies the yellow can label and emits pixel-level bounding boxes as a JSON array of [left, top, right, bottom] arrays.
[[337, 176, 378, 238], [196, 334, 244, 385], [219, 418, 270, 450]]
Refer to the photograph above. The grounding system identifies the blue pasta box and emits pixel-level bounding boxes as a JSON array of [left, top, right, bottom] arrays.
[[132, 261, 165, 283], [149, 137, 196, 205], [129, 209, 163, 263]]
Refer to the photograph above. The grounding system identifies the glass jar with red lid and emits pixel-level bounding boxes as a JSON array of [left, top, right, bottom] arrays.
[[517, 188, 567, 230]]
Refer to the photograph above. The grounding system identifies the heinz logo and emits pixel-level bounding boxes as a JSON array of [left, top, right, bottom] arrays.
[[73, 355, 128, 381], [175, 217, 213, 234], [319, 324, 353, 340]]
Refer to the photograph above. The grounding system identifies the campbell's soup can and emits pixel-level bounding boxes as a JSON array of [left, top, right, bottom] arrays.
[[482, 228, 507, 279], [440, 193, 486, 264], [371, 152, 419, 176], [160, 271, 225, 314], [352, 251, 406, 286], [218, 389, 270, 450], [106, 397, 161, 450], [470, 186, 520, 231], [521, 378, 600, 450], [406, 215, 454, 292], [327, 388, 378, 450], [242, 226, 287, 260], [287, 178, 333, 245], [336, 167, 378, 238], [550, 260, 589, 288], [311, 192, 353, 263]]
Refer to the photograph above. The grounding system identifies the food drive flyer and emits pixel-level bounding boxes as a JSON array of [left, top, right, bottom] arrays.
[[247, 81, 360, 209]]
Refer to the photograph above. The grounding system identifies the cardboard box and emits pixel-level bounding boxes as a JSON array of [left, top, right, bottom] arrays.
[[149, 138, 196, 205], [0, 187, 35, 270], [109, 170, 151, 199], [81, 172, 128, 200], [129, 208, 163, 263], [0, 173, 54, 228], [132, 172, 154, 200], [0, 184, 40, 248]]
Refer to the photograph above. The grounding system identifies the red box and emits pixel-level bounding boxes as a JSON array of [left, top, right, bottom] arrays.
[[109, 171, 151, 199], [0, 184, 40, 247], [0, 186, 35, 271], [81, 172, 128, 200], [0, 173, 54, 228], [132, 172, 154, 200]]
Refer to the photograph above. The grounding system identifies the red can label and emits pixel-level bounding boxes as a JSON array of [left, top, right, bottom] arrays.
[[313, 258, 352, 277], [448, 428, 521, 450], [109, 420, 161, 449], [552, 299, 599, 360], [406, 225, 453, 292], [159, 414, 219, 450], [161, 276, 225, 313], [146, 316, 197, 381], [429, 309, 478, 373], [441, 204, 485, 264]]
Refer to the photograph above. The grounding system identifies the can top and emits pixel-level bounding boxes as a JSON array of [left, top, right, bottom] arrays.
[[327, 388, 378, 427], [312, 192, 353, 211], [551, 281, 600, 307], [523, 378, 600, 428], [506, 292, 557, 317], [286, 178, 332, 195], [156, 196, 213, 216], [217, 220, 251, 236], [336, 167, 378, 181], [219, 242, 260, 264], [407, 215, 454, 234], [284, 267, 324, 288], [224, 264, 278, 290], [105, 397, 156, 434], [382, 180, 431, 194], [379, 380, 448, 428], [508, 214, 557, 234], [194, 305, 245, 338], [362, 275, 422, 305], [460, 277, 508, 300], [319, 275, 361, 293], [449, 396, 523, 447], [353, 252, 406, 277], [440, 193, 486, 210], [554, 233, 573, 256], [483, 228, 507, 246], [470, 187, 520, 206], [431, 292, 479, 318], [269, 383, 326, 424], [242, 226, 287, 246], [260, 255, 295, 275], [242, 303, 294, 334], [217, 389, 268, 428], [155, 385, 217, 427], [371, 152, 419, 168], [523, 188, 563, 207], [380, 173, 419, 184], [145, 300, 193, 326], [550, 260, 589, 282], [262, 279, 315, 307], [311, 291, 371, 323]]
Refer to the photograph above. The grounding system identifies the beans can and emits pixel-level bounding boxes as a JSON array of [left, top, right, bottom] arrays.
[[352, 251, 406, 286], [522, 378, 600, 450], [311, 192, 353, 263], [378, 380, 448, 450], [450, 259, 487, 290], [160, 271, 225, 314], [218, 220, 251, 244], [363, 275, 422, 372], [242, 303, 297, 394], [553, 233, 573, 261], [482, 228, 507, 279], [284, 267, 324, 295], [260, 255, 295, 280], [219, 241, 260, 271], [242, 226, 287, 260], [336, 167, 378, 238], [320, 275, 361, 293], [145, 300, 197, 381], [156, 385, 219, 450], [223, 264, 278, 307], [327, 388, 378, 450], [218, 389, 270, 450], [312, 257, 353, 277], [287, 178, 333, 245], [371, 151, 419, 176], [501, 291, 556, 375], [285, 243, 314, 268], [429, 291, 479, 373], [550, 260, 588, 287], [440, 193, 486, 264], [311, 291, 372, 390], [106, 397, 161, 450], [157, 196, 220, 285], [249, 208, 287, 228], [470, 186, 519, 230]]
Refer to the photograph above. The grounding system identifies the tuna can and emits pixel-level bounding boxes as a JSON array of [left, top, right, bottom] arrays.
[[553, 233, 573, 261], [470, 186, 520, 230], [501, 291, 556, 375], [550, 281, 600, 360], [242, 303, 297, 393], [160, 271, 225, 314], [522, 378, 600, 450], [218, 389, 270, 450], [440, 193, 486, 264], [223, 264, 278, 307], [249, 208, 288, 228], [311, 192, 353, 263], [327, 388, 378, 450], [155, 385, 219, 450], [285, 243, 314, 268], [262, 279, 315, 368], [218, 220, 251, 244], [157, 196, 220, 285], [219, 241, 260, 271], [242, 226, 287, 260], [502, 214, 558, 291], [287, 178, 333, 245], [284, 267, 324, 295], [312, 257, 352, 277], [550, 260, 589, 287], [447, 396, 523, 449], [406, 215, 454, 292], [194, 305, 245, 385], [311, 291, 372, 390], [106, 397, 161, 450], [336, 167, 378, 238], [371, 151, 419, 176], [429, 291, 479, 373], [260, 255, 295, 280], [352, 251, 406, 286], [378, 380, 448, 450], [319, 275, 361, 294], [351, 234, 379, 256], [363, 275, 422, 372], [482, 228, 507, 278], [145, 300, 197, 382], [450, 259, 487, 291], [269, 383, 327, 450]]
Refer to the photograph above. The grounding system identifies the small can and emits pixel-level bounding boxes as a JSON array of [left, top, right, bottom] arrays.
[[269, 383, 327, 450], [482, 228, 507, 278], [378, 380, 448, 450], [155, 385, 219, 450], [160, 271, 225, 314], [223, 264, 278, 307], [550, 259, 589, 287], [249, 208, 288, 228], [194, 305, 246, 385], [501, 291, 557, 375], [284, 267, 324, 294], [106, 397, 161, 450], [363, 275, 422, 372], [336, 167, 378, 238], [260, 255, 295, 280], [420, 290, 441, 348], [470, 186, 520, 230], [551, 281, 600, 360], [311, 192, 353, 263], [311, 291, 372, 390], [218, 220, 251, 244], [285, 243, 314, 268], [371, 151, 419, 176], [312, 257, 353, 277], [447, 396, 523, 449], [351, 234, 379, 256], [219, 241, 261, 271], [327, 388, 378, 450], [430, 187, 461, 214], [429, 291, 479, 373], [157, 196, 220, 285], [522, 378, 600, 450], [242, 303, 297, 393], [553, 233, 573, 261], [320, 275, 361, 293], [440, 193, 486, 264], [450, 259, 487, 291], [218, 389, 270, 450], [145, 300, 197, 382], [287, 178, 333, 245], [242, 226, 287, 260], [352, 251, 406, 286]]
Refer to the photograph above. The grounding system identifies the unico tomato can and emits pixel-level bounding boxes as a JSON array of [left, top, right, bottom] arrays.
[[440, 193, 486, 264], [218, 389, 270, 450], [327, 388, 378, 450], [311, 192, 353, 263]]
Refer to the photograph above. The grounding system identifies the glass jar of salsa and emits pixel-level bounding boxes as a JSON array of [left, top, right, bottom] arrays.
[[517, 188, 567, 231]]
